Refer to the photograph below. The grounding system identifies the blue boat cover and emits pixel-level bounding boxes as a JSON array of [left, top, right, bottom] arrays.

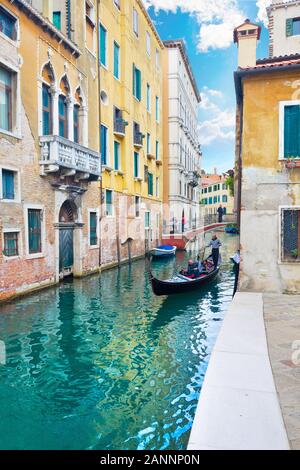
[[157, 245, 174, 251]]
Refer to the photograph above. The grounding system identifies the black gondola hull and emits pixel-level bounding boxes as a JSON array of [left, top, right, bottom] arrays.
[[150, 267, 220, 296]]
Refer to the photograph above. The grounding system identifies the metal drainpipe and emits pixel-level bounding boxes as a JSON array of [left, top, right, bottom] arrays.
[[96, 0, 103, 270], [237, 99, 243, 233]]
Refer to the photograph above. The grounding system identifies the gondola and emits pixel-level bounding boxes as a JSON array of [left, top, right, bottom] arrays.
[[149, 257, 220, 296]]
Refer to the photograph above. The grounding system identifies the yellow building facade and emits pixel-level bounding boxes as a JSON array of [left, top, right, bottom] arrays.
[[201, 175, 234, 217], [0, 0, 101, 302], [234, 20, 300, 293], [99, 0, 164, 267]]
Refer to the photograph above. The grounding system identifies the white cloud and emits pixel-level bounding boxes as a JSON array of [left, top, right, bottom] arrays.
[[256, 0, 272, 27], [199, 111, 235, 145], [198, 87, 235, 145], [145, 0, 245, 51]]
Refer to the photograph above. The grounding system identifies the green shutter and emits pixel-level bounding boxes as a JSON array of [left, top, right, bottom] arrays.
[[114, 42, 119, 78], [114, 141, 120, 170], [136, 68, 141, 100], [284, 105, 300, 158], [148, 172, 153, 196], [134, 151, 139, 177], [53, 11, 61, 30], [101, 125, 107, 165], [90, 212, 97, 246], [286, 18, 293, 37], [100, 25, 106, 65], [28, 209, 42, 254], [2, 169, 14, 199]]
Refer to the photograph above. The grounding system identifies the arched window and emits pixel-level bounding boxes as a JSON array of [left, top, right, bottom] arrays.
[[41, 63, 55, 136], [59, 76, 70, 139]]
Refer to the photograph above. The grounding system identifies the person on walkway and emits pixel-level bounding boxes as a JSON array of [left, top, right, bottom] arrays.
[[217, 204, 224, 223], [207, 234, 222, 269]]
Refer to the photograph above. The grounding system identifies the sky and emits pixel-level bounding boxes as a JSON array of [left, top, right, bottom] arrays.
[[145, 0, 273, 173]]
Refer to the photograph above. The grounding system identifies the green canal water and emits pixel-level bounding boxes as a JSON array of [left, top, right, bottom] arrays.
[[0, 232, 238, 450]]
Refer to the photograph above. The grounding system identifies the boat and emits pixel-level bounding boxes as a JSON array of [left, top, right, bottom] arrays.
[[150, 245, 177, 258], [149, 258, 220, 296], [225, 226, 239, 234]]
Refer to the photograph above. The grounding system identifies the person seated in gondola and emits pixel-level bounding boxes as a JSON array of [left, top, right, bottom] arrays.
[[180, 259, 199, 278]]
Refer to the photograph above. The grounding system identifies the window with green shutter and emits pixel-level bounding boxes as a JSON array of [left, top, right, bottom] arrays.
[[100, 24, 107, 66], [148, 172, 153, 196], [28, 209, 42, 254], [134, 151, 139, 178], [286, 18, 293, 37], [114, 41, 120, 79], [2, 169, 15, 199], [52, 11, 61, 30], [3, 232, 18, 257], [133, 64, 141, 101], [90, 212, 97, 246], [284, 105, 300, 158], [114, 140, 120, 170], [101, 124, 107, 165], [106, 190, 113, 216]]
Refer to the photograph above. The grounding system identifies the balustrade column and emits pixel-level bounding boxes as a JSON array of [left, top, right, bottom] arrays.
[[67, 96, 74, 142]]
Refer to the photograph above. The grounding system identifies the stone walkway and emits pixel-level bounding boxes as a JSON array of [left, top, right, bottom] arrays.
[[264, 294, 300, 450]]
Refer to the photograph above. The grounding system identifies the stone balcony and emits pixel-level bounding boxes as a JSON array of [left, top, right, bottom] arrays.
[[39, 135, 100, 181], [188, 171, 200, 188]]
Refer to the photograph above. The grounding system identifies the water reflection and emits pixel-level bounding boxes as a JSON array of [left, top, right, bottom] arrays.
[[0, 232, 238, 450]]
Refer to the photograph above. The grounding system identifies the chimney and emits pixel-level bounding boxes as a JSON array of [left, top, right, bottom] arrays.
[[234, 19, 261, 68], [42, 0, 53, 20]]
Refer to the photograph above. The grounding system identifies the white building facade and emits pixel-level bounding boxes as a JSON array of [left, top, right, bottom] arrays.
[[162, 40, 202, 236], [268, 0, 300, 57]]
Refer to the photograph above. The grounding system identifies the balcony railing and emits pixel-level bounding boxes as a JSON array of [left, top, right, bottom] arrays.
[[114, 118, 128, 136], [39, 135, 100, 180], [188, 171, 200, 188]]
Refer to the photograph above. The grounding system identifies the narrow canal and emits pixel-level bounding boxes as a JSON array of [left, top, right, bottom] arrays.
[[0, 232, 238, 450]]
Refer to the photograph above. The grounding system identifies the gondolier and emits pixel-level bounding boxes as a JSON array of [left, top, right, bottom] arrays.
[[207, 234, 222, 269]]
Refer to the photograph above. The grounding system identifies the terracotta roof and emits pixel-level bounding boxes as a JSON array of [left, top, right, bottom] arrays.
[[239, 54, 300, 71]]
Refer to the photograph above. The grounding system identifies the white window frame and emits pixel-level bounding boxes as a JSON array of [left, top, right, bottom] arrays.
[[133, 8, 139, 37], [24, 204, 46, 259], [0, 4, 20, 44], [113, 40, 120, 80], [278, 205, 300, 264], [113, 0, 121, 11], [0, 165, 21, 203], [0, 58, 21, 139], [155, 96, 159, 123], [156, 176, 159, 198], [2, 228, 22, 260], [88, 208, 99, 249], [105, 189, 114, 217], [101, 123, 110, 168], [145, 210, 151, 229], [135, 195, 141, 219], [146, 83, 151, 113], [279, 100, 300, 160], [146, 31, 151, 56], [99, 22, 108, 69], [155, 49, 160, 69]]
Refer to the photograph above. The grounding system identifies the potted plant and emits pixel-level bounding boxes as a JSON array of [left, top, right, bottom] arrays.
[[290, 249, 298, 259]]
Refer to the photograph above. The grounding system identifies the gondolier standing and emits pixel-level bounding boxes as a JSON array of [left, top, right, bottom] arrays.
[[207, 234, 222, 269]]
